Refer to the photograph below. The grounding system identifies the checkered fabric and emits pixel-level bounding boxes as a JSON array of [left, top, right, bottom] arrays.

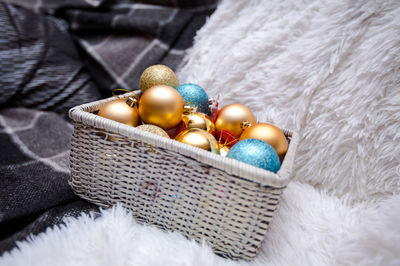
[[68, 1, 217, 93], [2, 0, 217, 93], [0, 3, 101, 116], [0, 108, 98, 253]]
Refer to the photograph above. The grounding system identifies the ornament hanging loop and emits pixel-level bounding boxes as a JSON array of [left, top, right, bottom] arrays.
[[112, 88, 139, 101]]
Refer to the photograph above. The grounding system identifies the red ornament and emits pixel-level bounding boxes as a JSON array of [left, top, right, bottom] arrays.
[[166, 120, 187, 139], [212, 130, 238, 147]]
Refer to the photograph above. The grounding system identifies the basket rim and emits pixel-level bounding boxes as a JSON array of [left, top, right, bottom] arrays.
[[69, 92, 299, 188]]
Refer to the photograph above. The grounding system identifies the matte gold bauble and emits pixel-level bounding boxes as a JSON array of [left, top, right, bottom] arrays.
[[98, 98, 139, 127], [138, 85, 184, 130], [175, 128, 219, 153], [182, 112, 215, 133], [139, 64, 178, 93], [136, 124, 169, 138], [240, 123, 288, 162], [214, 104, 256, 138]]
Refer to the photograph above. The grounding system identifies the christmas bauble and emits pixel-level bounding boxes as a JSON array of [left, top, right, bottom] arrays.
[[227, 139, 280, 172], [240, 123, 287, 162], [175, 128, 219, 153], [165, 120, 186, 139], [136, 124, 169, 138], [138, 85, 184, 130], [214, 104, 256, 138], [98, 97, 139, 127], [182, 112, 215, 133], [213, 130, 238, 147], [176, 83, 209, 114], [139, 64, 178, 93]]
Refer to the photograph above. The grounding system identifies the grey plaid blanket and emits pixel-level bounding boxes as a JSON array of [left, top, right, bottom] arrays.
[[2, 0, 216, 93], [0, 108, 98, 252], [0, 0, 216, 254]]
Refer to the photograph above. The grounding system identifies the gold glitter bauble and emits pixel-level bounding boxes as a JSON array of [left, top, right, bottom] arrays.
[[215, 104, 256, 138], [98, 98, 139, 127], [138, 85, 184, 130], [182, 112, 215, 133], [175, 128, 219, 153], [139, 64, 178, 93], [240, 123, 287, 162], [136, 124, 169, 138]]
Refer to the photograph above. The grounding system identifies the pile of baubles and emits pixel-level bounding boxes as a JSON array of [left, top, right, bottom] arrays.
[[98, 65, 287, 173]]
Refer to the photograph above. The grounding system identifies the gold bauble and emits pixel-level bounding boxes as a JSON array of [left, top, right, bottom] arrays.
[[98, 98, 139, 127], [139, 64, 178, 93], [240, 123, 288, 162], [182, 112, 215, 133], [175, 128, 219, 153], [214, 104, 256, 138], [136, 125, 169, 138], [138, 85, 184, 130], [219, 145, 230, 157]]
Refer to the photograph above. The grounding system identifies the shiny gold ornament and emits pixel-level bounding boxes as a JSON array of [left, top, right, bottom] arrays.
[[139, 64, 178, 93], [175, 128, 219, 153], [138, 85, 184, 130], [182, 112, 215, 133], [219, 145, 230, 157], [240, 123, 288, 162], [215, 104, 256, 138], [136, 124, 169, 138], [98, 97, 139, 127]]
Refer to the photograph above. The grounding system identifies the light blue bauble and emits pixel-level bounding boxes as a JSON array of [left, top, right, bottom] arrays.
[[176, 83, 209, 114], [227, 139, 281, 173]]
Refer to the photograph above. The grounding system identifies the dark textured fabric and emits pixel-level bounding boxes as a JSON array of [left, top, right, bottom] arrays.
[[66, 2, 216, 94], [0, 108, 98, 254], [0, 0, 215, 256], [2, 0, 217, 13], [2, 0, 217, 94], [0, 3, 101, 116], [0, 4, 101, 254]]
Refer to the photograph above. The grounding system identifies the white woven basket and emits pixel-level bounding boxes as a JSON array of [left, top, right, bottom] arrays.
[[68, 92, 299, 260]]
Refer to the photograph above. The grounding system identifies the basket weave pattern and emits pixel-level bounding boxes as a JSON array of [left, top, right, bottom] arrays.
[[68, 92, 299, 260]]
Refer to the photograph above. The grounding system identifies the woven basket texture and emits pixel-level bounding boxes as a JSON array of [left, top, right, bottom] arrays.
[[68, 92, 299, 260]]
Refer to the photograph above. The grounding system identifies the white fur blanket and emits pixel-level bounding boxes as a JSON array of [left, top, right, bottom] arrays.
[[2, 0, 400, 265]]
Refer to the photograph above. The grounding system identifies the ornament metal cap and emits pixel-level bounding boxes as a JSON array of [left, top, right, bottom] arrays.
[[125, 96, 138, 107], [183, 105, 197, 115], [240, 121, 252, 129]]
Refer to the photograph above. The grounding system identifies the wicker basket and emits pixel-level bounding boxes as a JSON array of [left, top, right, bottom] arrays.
[[68, 92, 299, 260]]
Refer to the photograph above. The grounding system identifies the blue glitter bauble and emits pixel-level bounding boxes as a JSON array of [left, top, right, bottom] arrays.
[[227, 139, 280, 173], [176, 83, 209, 114]]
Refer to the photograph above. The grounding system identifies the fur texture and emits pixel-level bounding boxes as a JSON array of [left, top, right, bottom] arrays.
[[179, 0, 400, 204], [2, 186, 400, 266], [2, 0, 400, 265]]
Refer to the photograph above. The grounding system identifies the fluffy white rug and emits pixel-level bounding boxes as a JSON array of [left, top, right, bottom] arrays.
[[179, 0, 400, 204], [2, 0, 400, 265], [2, 188, 400, 266]]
